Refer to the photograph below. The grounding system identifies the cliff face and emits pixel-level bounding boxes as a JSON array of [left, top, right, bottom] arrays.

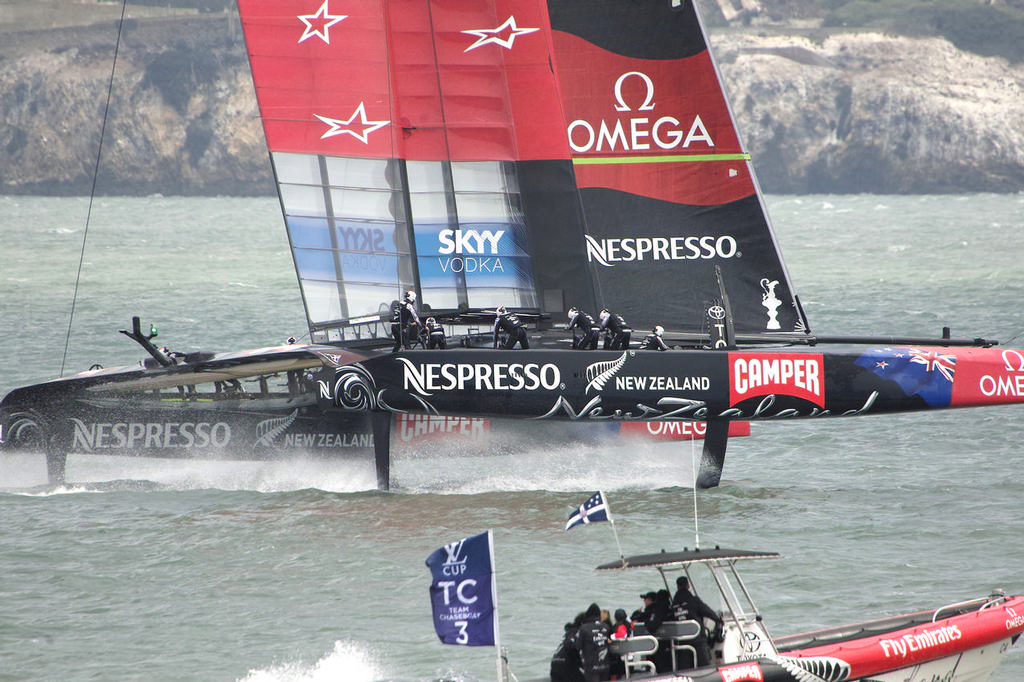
[[716, 32, 1024, 193], [1, 14, 1021, 195], [0, 16, 273, 196]]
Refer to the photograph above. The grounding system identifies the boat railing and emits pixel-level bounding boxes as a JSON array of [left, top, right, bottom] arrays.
[[608, 635, 659, 678], [932, 592, 1006, 623], [659, 620, 701, 671]]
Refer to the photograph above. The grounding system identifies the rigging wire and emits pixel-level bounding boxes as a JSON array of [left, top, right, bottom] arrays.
[[60, 0, 129, 378]]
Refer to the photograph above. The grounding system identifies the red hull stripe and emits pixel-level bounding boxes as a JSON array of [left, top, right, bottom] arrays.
[[790, 595, 1024, 679]]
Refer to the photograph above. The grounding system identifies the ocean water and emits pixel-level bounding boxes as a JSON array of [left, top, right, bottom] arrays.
[[1, 193, 1023, 682]]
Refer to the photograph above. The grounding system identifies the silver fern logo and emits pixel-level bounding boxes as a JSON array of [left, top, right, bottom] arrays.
[[253, 410, 298, 450], [585, 351, 630, 394]]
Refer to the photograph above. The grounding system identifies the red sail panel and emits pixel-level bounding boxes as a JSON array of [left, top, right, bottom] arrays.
[[553, 31, 754, 206], [399, 0, 569, 161], [239, 0, 571, 162], [239, 0, 395, 158]]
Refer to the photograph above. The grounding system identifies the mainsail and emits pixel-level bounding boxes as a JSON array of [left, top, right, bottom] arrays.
[[238, 0, 598, 343]]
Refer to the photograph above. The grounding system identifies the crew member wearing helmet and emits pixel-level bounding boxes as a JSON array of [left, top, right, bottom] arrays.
[[598, 308, 632, 350], [425, 316, 447, 349], [493, 306, 529, 349], [566, 307, 599, 350], [391, 290, 421, 352], [638, 325, 669, 351]]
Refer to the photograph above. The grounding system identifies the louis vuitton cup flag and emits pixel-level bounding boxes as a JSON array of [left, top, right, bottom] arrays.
[[425, 530, 499, 647]]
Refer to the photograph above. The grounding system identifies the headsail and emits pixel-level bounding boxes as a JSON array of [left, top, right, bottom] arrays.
[[550, 0, 807, 337], [238, 0, 598, 343]]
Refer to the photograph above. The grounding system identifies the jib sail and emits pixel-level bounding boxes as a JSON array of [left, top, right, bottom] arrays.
[[550, 0, 807, 336]]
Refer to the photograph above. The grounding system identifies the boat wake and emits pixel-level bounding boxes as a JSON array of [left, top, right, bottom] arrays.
[[0, 452, 380, 494], [394, 437, 703, 494]]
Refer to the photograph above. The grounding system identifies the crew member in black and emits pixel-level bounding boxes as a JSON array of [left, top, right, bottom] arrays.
[[671, 575, 723, 668], [550, 614, 585, 682], [575, 602, 611, 682], [391, 290, 421, 352], [390, 304, 403, 352], [638, 325, 669, 351], [425, 317, 447, 349], [598, 309, 632, 350], [493, 306, 529, 349], [639, 590, 674, 673], [567, 307, 600, 350]]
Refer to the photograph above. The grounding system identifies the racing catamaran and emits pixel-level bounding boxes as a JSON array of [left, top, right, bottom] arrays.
[[4, 0, 1024, 488]]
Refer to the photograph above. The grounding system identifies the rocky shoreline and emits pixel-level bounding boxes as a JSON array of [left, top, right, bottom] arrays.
[[1, 13, 1021, 195]]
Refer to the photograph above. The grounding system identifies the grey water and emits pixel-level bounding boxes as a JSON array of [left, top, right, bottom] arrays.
[[1, 193, 1023, 682]]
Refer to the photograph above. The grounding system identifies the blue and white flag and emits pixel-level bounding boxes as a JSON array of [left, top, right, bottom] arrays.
[[566, 491, 612, 530], [425, 530, 498, 647]]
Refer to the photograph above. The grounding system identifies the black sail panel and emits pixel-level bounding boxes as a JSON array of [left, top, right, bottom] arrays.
[[549, 0, 807, 336]]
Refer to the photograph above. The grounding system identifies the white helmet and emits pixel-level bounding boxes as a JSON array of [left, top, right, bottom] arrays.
[[426, 317, 436, 326], [567, 306, 578, 320], [496, 305, 507, 316], [404, 290, 416, 303], [654, 325, 664, 337]]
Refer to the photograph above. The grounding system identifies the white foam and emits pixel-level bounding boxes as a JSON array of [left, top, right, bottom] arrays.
[[239, 641, 386, 682]]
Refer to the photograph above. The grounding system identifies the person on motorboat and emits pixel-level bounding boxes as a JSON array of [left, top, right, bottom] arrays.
[[575, 602, 612, 682], [493, 306, 529, 349], [598, 309, 632, 350], [671, 575, 723, 668], [425, 317, 447, 349], [610, 608, 632, 640], [567, 307, 600, 350], [550, 614, 585, 682], [646, 589, 675, 672], [391, 290, 421, 352], [638, 325, 669, 351], [608, 608, 632, 680]]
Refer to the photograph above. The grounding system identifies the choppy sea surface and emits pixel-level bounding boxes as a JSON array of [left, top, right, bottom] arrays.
[[1, 193, 1023, 682]]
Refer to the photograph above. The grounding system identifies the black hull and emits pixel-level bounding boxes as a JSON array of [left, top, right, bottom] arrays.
[[322, 344, 1021, 421], [4, 340, 1023, 487]]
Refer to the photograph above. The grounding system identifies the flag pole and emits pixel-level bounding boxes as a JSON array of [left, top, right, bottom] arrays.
[[690, 440, 700, 549], [602, 490, 626, 566], [487, 529, 505, 682]]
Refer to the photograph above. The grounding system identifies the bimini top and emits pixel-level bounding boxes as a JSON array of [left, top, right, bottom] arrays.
[[597, 547, 781, 571]]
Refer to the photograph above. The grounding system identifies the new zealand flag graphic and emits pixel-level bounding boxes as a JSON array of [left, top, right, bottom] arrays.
[[854, 347, 956, 407]]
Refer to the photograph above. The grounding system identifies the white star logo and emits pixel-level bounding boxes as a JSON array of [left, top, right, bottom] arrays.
[[314, 103, 390, 144], [461, 16, 539, 52], [298, 0, 347, 44]]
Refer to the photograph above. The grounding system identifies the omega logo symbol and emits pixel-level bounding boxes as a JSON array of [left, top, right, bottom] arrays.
[[614, 71, 656, 112]]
